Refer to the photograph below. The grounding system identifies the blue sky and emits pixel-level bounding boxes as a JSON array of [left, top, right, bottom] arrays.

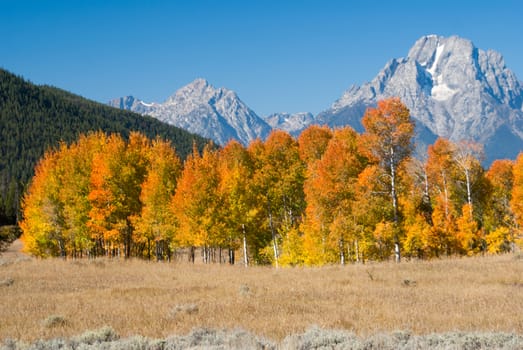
[[2, 0, 522, 116]]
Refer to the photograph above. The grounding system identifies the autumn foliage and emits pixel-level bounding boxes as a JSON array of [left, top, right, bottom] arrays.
[[20, 98, 523, 264]]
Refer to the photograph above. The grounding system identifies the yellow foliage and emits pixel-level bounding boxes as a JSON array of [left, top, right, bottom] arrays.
[[403, 215, 431, 258], [485, 227, 511, 254], [279, 227, 305, 267]]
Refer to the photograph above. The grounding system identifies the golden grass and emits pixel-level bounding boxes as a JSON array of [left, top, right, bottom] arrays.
[[1, 243, 523, 343]]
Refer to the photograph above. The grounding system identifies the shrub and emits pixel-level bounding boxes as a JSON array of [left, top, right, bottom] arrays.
[[72, 326, 119, 345], [168, 303, 199, 319], [281, 326, 359, 349], [163, 328, 274, 350], [41, 315, 67, 328]]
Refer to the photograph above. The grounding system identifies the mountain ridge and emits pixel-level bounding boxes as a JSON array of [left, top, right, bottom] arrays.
[[109, 79, 272, 146]]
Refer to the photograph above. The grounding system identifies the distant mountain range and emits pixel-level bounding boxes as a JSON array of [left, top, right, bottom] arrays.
[[110, 35, 523, 164]]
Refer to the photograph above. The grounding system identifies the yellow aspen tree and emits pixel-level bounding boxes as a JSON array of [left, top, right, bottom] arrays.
[[87, 133, 151, 258], [20, 150, 63, 257], [353, 164, 394, 261], [132, 138, 181, 260], [244, 139, 275, 264], [59, 132, 107, 257], [485, 227, 512, 254], [403, 214, 432, 259], [250, 130, 306, 267], [426, 138, 457, 220], [218, 140, 257, 265], [484, 159, 515, 252], [453, 140, 484, 216]]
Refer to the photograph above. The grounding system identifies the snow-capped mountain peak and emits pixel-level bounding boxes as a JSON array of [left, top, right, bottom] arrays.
[[317, 34, 523, 163]]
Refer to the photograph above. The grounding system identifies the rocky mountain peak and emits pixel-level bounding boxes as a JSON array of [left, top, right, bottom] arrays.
[[110, 79, 270, 146], [166, 78, 215, 104], [317, 34, 523, 163]]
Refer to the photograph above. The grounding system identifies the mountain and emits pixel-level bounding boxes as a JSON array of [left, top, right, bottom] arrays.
[[109, 79, 272, 146], [264, 112, 314, 136], [108, 95, 158, 115], [0, 68, 210, 225], [316, 35, 523, 163]]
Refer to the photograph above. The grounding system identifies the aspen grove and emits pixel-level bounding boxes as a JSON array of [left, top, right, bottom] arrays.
[[19, 98, 523, 264]]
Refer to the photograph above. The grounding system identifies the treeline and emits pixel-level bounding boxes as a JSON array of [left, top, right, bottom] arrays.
[[20, 98, 523, 265], [0, 68, 209, 225]]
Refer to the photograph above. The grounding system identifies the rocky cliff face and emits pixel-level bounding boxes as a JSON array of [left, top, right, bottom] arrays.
[[316, 35, 523, 162]]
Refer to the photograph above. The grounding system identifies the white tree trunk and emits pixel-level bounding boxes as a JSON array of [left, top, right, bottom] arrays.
[[355, 239, 360, 263], [390, 149, 400, 263], [339, 238, 345, 266], [465, 168, 473, 216], [242, 224, 249, 267], [267, 197, 279, 268]]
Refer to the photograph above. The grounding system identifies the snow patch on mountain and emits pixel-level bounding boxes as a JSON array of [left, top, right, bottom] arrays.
[[264, 112, 314, 136]]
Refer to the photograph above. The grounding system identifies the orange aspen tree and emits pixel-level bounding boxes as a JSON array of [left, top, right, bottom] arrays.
[[171, 143, 222, 263], [302, 127, 365, 265], [456, 203, 481, 255], [87, 135, 126, 256], [297, 125, 333, 164], [426, 138, 457, 220], [360, 98, 415, 262]]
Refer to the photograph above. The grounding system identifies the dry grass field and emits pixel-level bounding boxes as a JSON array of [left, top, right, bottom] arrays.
[[1, 240, 523, 348]]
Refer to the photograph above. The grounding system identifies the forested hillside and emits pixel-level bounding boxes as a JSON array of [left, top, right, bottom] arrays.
[[0, 68, 209, 225]]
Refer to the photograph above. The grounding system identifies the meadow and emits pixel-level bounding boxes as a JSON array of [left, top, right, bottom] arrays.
[[1, 241, 523, 348]]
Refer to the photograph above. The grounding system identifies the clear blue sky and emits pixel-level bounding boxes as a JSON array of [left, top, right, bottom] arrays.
[[2, 0, 522, 116]]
